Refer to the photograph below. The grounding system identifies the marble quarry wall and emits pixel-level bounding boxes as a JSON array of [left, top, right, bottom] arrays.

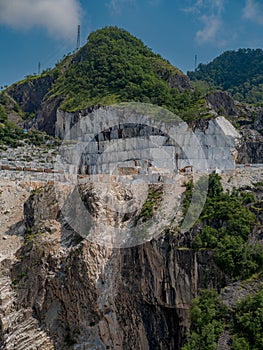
[[55, 105, 240, 175]]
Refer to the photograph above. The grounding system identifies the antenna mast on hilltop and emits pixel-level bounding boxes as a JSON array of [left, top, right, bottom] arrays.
[[194, 54, 197, 71], [76, 24, 81, 51]]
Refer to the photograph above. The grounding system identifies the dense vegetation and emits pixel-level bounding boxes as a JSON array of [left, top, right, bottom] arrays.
[[0, 104, 58, 148], [182, 290, 228, 350], [185, 174, 263, 279], [134, 185, 163, 224], [188, 48, 263, 105], [232, 287, 263, 349], [49, 27, 208, 119], [183, 174, 263, 349], [183, 287, 263, 350], [0, 122, 58, 148]]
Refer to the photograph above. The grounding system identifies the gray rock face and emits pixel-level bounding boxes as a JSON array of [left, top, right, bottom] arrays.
[[254, 110, 263, 132], [55, 106, 240, 174], [0, 167, 262, 349], [27, 95, 64, 135], [7, 75, 64, 135], [8, 76, 54, 114], [206, 91, 238, 116], [168, 74, 193, 92], [8, 185, 225, 350], [237, 129, 263, 163]]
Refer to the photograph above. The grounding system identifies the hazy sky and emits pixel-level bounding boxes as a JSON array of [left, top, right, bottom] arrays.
[[0, 0, 262, 87]]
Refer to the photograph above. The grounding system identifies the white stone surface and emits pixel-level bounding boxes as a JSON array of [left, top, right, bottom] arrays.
[[55, 106, 241, 173]]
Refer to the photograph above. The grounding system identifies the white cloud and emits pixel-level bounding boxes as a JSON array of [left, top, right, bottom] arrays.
[[196, 15, 222, 44], [243, 0, 263, 25], [184, 0, 224, 14], [108, 0, 159, 15], [0, 0, 82, 40], [183, 0, 203, 14], [182, 0, 226, 45], [108, 0, 135, 15]]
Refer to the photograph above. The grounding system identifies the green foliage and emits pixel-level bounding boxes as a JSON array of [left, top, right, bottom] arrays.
[[190, 80, 216, 96], [0, 105, 7, 122], [135, 185, 163, 224], [0, 93, 10, 123], [49, 26, 206, 118], [0, 91, 23, 120], [232, 287, 263, 350], [188, 48, 263, 105], [183, 175, 209, 230], [182, 290, 228, 350], [183, 180, 194, 215], [0, 121, 24, 147], [190, 173, 261, 279], [0, 121, 59, 148], [185, 287, 263, 350]]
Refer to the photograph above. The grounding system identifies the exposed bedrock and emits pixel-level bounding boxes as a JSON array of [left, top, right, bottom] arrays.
[[55, 106, 240, 174], [7, 76, 54, 114], [12, 198, 225, 349], [1, 181, 225, 350]]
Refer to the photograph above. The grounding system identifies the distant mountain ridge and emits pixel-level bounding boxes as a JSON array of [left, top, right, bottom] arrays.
[[188, 48, 263, 105]]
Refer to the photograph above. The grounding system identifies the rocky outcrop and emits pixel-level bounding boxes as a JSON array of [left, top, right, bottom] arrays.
[[206, 91, 238, 117], [204, 93, 263, 164], [0, 168, 262, 349], [25, 95, 63, 135], [55, 106, 240, 174], [236, 129, 263, 163], [168, 74, 193, 92], [6, 75, 64, 135], [254, 110, 263, 133], [114, 243, 224, 350], [7, 183, 225, 350], [7, 76, 54, 115], [0, 259, 54, 350]]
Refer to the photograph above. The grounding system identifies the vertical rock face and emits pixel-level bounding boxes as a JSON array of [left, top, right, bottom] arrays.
[[206, 91, 238, 117], [7, 76, 54, 114], [167, 74, 193, 92], [4, 183, 226, 350], [113, 242, 224, 350], [26, 95, 64, 136], [254, 111, 263, 132], [236, 128, 263, 164], [55, 106, 240, 174], [9, 233, 225, 350]]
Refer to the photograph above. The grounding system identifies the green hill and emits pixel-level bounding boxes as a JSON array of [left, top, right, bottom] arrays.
[[0, 26, 218, 140], [2, 26, 209, 127], [188, 48, 263, 105], [50, 26, 198, 113]]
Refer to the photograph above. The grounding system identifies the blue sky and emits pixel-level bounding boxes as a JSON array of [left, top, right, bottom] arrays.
[[0, 0, 262, 87]]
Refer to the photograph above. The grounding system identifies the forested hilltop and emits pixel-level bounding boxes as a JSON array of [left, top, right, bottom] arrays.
[[0, 26, 215, 139], [188, 48, 263, 105], [51, 26, 196, 113], [1, 27, 263, 139]]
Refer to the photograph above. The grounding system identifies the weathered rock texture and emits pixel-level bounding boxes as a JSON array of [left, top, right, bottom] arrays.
[[55, 106, 240, 174], [0, 169, 262, 349], [28, 95, 64, 136], [206, 91, 238, 117], [236, 129, 263, 164], [7, 183, 225, 350], [168, 74, 193, 92], [7, 76, 54, 115]]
